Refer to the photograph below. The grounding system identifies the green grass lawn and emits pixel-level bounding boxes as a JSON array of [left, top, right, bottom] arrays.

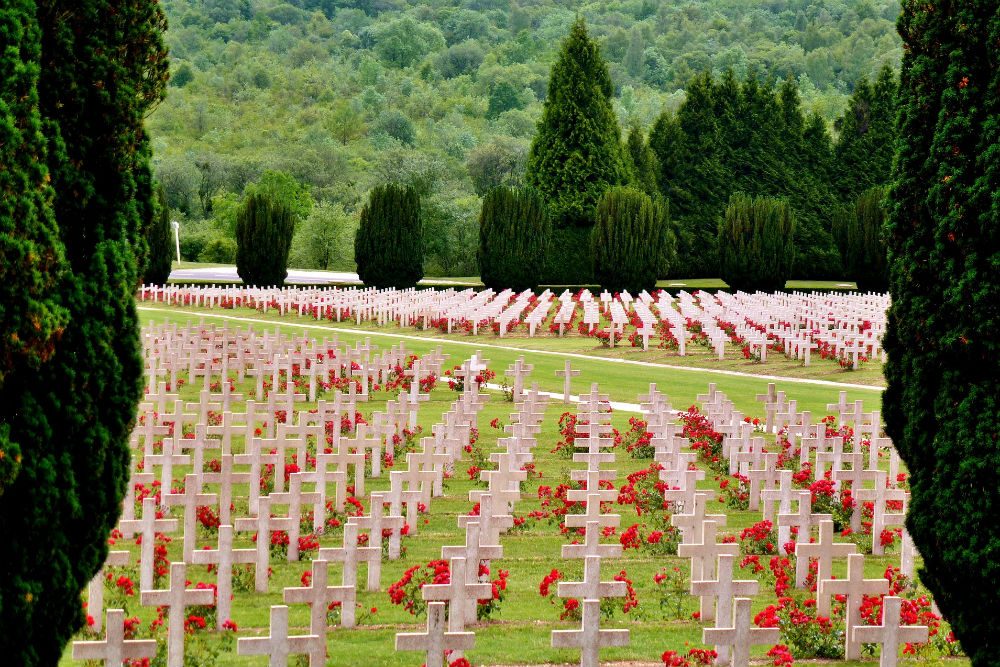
[[58, 304, 957, 667]]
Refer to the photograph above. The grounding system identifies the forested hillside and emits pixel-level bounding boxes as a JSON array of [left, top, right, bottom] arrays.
[[152, 0, 903, 277]]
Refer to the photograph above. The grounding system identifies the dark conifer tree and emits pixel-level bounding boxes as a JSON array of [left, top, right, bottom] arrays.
[[834, 66, 898, 203], [0, 1, 169, 662], [592, 187, 673, 293], [235, 193, 295, 287], [832, 186, 889, 292], [883, 6, 999, 664], [625, 124, 658, 197], [0, 0, 68, 393], [478, 186, 551, 291], [650, 73, 726, 276], [717, 193, 796, 292], [525, 18, 628, 228], [777, 76, 841, 278], [143, 185, 174, 285], [355, 183, 424, 289]]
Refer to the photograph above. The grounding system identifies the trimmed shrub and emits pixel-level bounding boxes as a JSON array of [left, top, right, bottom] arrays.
[[717, 193, 796, 292], [478, 187, 551, 291], [831, 186, 889, 292], [354, 183, 424, 288], [591, 187, 673, 293], [235, 192, 295, 286], [143, 185, 174, 284]]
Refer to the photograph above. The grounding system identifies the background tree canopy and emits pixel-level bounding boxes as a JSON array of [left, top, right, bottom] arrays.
[[151, 0, 904, 278]]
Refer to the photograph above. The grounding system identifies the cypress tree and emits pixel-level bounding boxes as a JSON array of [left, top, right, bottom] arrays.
[[525, 18, 629, 228], [650, 73, 727, 276], [0, 0, 69, 393], [478, 186, 551, 292], [355, 183, 424, 289], [0, 1, 168, 663], [882, 5, 999, 664], [235, 193, 295, 287], [717, 193, 796, 293], [625, 124, 659, 198], [143, 184, 174, 285], [776, 76, 841, 278], [591, 187, 673, 293], [831, 186, 889, 292], [833, 65, 899, 203]]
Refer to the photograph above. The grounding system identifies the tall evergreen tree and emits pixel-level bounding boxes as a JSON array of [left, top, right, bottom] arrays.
[[625, 124, 658, 197], [832, 186, 889, 292], [235, 193, 295, 287], [525, 18, 628, 228], [833, 65, 899, 203], [143, 184, 174, 285], [591, 187, 672, 293], [883, 6, 999, 665], [650, 73, 727, 276], [0, 0, 68, 393], [355, 183, 424, 289], [717, 193, 796, 293], [777, 76, 841, 278], [478, 186, 551, 292], [0, 1, 168, 663]]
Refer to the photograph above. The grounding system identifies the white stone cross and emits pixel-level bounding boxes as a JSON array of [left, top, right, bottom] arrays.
[[794, 519, 856, 589], [566, 468, 617, 505], [140, 562, 215, 667], [562, 520, 624, 560], [118, 497, 178, 591], [747, 453, 781, 511], [557, 555, 626, 600], [671, 492, 728, 545], [237, 604, 324, 667], [677, 520, 738, 581], [777, 492, 832, 565], [818, 553, 889, 659], [233, 495, 275, 592], [636, 322, 658, 351], [421, 557, 491, 633], [504, 356, 534, 401], [563, 491, 621, 531], [71, 609, 158, 665], [443, 520, 503, 572], [459, 492, 514, 543], [691, 553, 759, 627], [356, 491, 407, 561], [551, 598, 629, 667], [318, 520, 382, 593], [282, 559, 349, 667], [190, 524, 257, 629], [163, 473, 218, 561], [852, 596, 929, 667], [703, 597, 780, 667], [86, 550, 130, 633], [395, 601, 475, 667], [555, 360, 581, 403], [761, 470, 795, 546]]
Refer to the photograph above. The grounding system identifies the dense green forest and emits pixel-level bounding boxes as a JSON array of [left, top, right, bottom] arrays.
[[151, 0, 903, 277]]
